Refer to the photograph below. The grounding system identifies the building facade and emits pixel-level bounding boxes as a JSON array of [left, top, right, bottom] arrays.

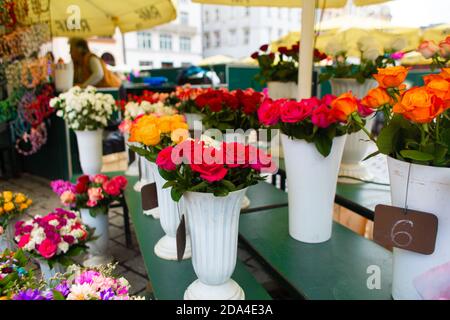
[[201, 6, 301, 60]]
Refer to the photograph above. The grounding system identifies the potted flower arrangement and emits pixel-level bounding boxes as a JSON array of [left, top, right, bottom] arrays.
[[51, 174, 128, 267], [0, 191, 32, 251], [119, 98, 178, 192], [14, 208, 91, 281], [258, 92, 364, 243], [320, 37, 407, 182], [0, 249, 36, 299], [11, 264, 144, 300], [128, 114, 192, 260], [360, 66, 450, 300], [252, 42, 327, 100], [417, 36, 450, 69], [50, 86, 117, 175], [156, 138, 276, 300]]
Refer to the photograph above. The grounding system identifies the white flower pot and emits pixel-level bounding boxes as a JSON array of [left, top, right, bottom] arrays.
[[0, 217, 19, 252], [183, 189, 247, 300], [388, 157, 450, 300], [133, 155, 151, 192], [74, 129, 103, 175], [39, 260, 66, 283], [80, 208, 113, 267], [330, 78, 378, 183], [124, 134, 139, 177], [267, 81, 298, 100], [151, 162, 191, 261], [142, 159, 159, 219], [54, 62, 74, 93], [185, 113, 204, 133], [282, 134, 347, 243]]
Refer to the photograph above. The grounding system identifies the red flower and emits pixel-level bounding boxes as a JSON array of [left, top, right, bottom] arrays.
[[37, 239, 58, 259], [258, 99, 282, 126], [246, 145, 276, 174], [358, 100, 375, 117], [259, 44, 269, 51], [278, 46, 288, 55], [191, 162, 228, 183], [103, 180, 121, 197], [156, 146, 177, 171], [111, 176, 128, 190], [279, 99, 316, 123], [76, 175, 90, 194], [77, 175, 90, 185], [251, 51, 259, 59], [223, 142, 247, 168], [311, 104, 338, 128], [92, 174, 109, 184], [18, 234, 30, 248]]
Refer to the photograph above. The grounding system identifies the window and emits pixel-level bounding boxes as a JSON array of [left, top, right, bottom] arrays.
[[137, 32, 152, 49], [139, 61, 153, 67], [243, 28, 250, 45], [159, 34, 172, 50], [180, 36, 191, 52], [214, 31, 221, 47], [161, 62, 174, 68], [245, 8, 250, 16], [204, 10, 209, 23], [229, 29, 236, 46], [180, 11, 189, 25], [215, 8, 220, 20], [204, 32, 210, 49]]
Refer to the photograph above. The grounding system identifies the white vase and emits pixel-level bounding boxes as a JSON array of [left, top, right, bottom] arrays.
[[151, 162, 191, 261], [183, 189, 247, 300], [331, 78, 378, 183], [282, 134, 347, 243], [124, 134, 139, 177], [388, 157, 450, 300], [267, 81, 298, 100], [142, 159, 159, 219], [39, 260, 66, 283], [0, 217, 19, 252], [80, 208, 113, 267], [133, 155, 149, 192], [54, 62, 74, 93], [74, 129, 103, 175]]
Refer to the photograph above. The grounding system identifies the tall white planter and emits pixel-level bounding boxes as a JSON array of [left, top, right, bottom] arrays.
[[39, 260, 66, 283], [267, 81, 298, 100], [331, 79, 378, 183], [282, 134, 347, 243], [124, 133, 139, 177], [142, 160, 159, 219], [151, 162, 191, 261], [183, 189, 247, 300], [0, 217, 19, 252], [133, 155, 152, 192], [388, 157, 450, 300], [80, 208, 113, 267], [74, 129, 103, 175]]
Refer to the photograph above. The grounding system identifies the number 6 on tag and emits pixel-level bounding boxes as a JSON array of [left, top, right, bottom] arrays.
[[373, 205, 438, 255]]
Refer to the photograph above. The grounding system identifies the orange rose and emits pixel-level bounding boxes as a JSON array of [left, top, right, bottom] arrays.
[[361, 87, 393, 109], [425, 77, 450, 100], [393, 87, 445, 123], [373, 66, 409, 88], [330, 92, 359, 122]]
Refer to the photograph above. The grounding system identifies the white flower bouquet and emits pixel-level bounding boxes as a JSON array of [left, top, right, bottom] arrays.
[[50, 86, 116, 131]]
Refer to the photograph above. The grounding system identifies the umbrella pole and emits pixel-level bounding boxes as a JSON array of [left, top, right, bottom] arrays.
[[298, 0, 316, 99]]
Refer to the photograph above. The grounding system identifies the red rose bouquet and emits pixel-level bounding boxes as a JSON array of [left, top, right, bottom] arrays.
[[51, 175, 128, 217], [258, 92, 366, 157], [195, 88, 265, 132], [14, 208, 91, 267], [156, 138, 277, 201], [166, 85, 211, 114]]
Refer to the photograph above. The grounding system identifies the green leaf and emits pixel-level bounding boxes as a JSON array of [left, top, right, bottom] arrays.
[[400, 150, 435, 162], [129, 145, 149, 157], [52, 290, 66, 300], [189, 181, 208, 192], [221, 180, 236, 191], [158, 168, 177, 181], [377, 123, 400, 155], [171, 187, 183, 202], [314, 133, 332, 157], [163, 181, 176, 189]]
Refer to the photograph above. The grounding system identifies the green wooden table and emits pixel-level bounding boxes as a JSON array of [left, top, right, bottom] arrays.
[[242, 181, 288, 213], [239, 207, 393, 300], [125, 175, 271, 300]]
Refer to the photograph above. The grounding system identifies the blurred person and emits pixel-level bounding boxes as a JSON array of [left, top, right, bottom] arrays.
[[69, 37, 121, 88]]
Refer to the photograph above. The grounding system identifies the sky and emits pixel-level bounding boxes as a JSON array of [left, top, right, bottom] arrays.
[[387, 0, 450, 27]]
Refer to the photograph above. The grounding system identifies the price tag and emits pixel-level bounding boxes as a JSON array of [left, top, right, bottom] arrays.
[[141, 183, 158, 211], [373, 205, 438, 255]]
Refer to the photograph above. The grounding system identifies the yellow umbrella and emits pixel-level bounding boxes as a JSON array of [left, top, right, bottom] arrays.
[[23, 0, 177, 37], [198, 55, 235, 66], [422, 24, 450, 42], [193, 0, 393, 98]]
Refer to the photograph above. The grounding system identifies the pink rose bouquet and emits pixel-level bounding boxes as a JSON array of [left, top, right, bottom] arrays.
[[51, 174, 128, 217], [258, 92, 367, 157], [14, 209, 91, 267], [156, 138, 277, 201], [418, 36, 450, 69]]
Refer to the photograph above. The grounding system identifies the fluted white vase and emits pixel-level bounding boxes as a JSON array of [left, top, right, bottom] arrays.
[[330, 78, 378, 183], [151, 162, 191, 261], [282, 134, 347, 243], [267, 81, 298, 100], [74, 129, 103, 175], [183, 188, 247, 300], [39, 260, 66, 283], [80, 208, 113, 267], [388, 157, 450, 300], [0, 217, 19, 252], [142, 159, 159, 219], [124, 133, 139, 177], [133, 156, 149, 192]]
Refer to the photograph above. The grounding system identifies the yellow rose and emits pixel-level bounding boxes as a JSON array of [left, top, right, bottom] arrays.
[[4, 202, 15, 212], [26, 199, 33, 206], [2, 191, 13, 202], [170, 121, 189, 132], [157, 117, 173, 134], [170, 115, 186, 123], [140, 124, 161, 146], [19, 203, 28, 211], [14, 193, 26, 204], [171, 128, 190, 144]]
